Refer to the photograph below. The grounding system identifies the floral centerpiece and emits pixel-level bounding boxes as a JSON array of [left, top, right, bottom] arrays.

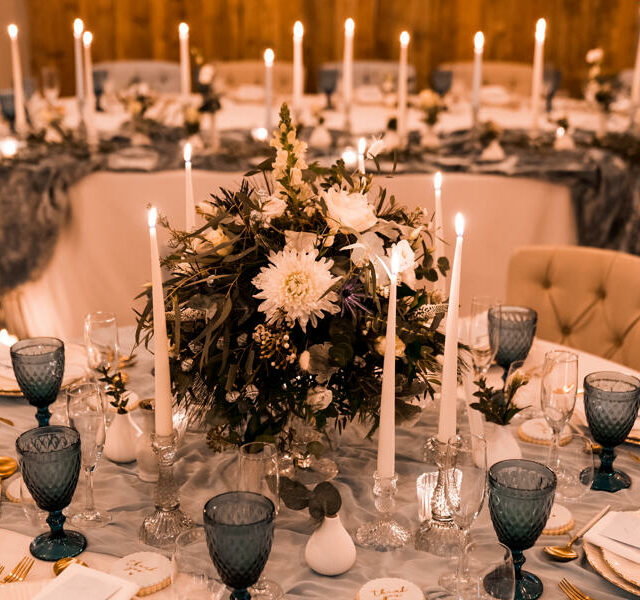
[[584, 48, 619, 116], [416, 89, 447, 127], [136, 104, 452, 449]]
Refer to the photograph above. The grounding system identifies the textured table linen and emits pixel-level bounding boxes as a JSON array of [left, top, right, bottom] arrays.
[[0, 327, 639, 599]]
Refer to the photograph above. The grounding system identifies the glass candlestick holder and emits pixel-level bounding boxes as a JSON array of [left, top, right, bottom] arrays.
[[139, 431, 194, 548], [414, 436, 461, 556], [355, 471, 411, 551]]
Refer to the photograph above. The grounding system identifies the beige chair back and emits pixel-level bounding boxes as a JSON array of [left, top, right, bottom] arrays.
[[506, 246, 640, 371], [214, 61, 294, 95], [440, 60, 533, 96]]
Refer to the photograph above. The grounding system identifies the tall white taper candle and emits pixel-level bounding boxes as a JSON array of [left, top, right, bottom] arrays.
[[184, 142, 195, 230], [343, 18, 355, 130], [148, 207, 174, 437], [433, 172, 445, 296], [397, 31, 410, 144], [530, 18, 546, 134], [264, 48, 274, 132], [293, 21, 304, 118], [7, 25, 26, 136], [437, 213, 465, 443], [179, 23, 191, 97], [357, 137, 366, 174], [73, 19, 85, 114], [82, 31, 98, 145], [471, 32, 484, 127]]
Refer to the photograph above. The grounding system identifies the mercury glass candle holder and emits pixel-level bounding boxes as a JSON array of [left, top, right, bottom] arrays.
[[139, 432, 194, 548], [414, 437, 461, 556], [355, 471, 411, 551]]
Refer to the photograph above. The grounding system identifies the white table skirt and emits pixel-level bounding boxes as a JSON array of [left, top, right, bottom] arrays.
[[4, 170, 575, 340]]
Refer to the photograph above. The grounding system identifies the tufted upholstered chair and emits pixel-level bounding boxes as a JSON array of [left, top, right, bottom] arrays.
[[506, 246, 640, 371], [214, 61, 294, 95], [440, 60, 533, 96], [93, 61, 180, 93]]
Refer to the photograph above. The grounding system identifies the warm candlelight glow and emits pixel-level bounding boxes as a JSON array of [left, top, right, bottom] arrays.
[[293, 20, 304, 40], [73, 18, 84, 38], [82, 30, 93, 47], [455, 213, 465, 237], [0, 329, 18, 347], [342, 146, 357, 167], [183, 142, 192, 163], [0, 138, 18, 157], [264, 48, 274, 67], [148, 207, 158, 229], [474, 31, 484, 52], [251, 127, 268, 141], [358, 137, 366, 155], [535, 18, 546, 43], [179, 22, 189, 39], [345, 18, 355, 36], [400, 31, 410, 47], [391, 244, 401, 275], [7, 24, 18, 40], [556, 126, 565, 138], [434, 171, 442, 191]]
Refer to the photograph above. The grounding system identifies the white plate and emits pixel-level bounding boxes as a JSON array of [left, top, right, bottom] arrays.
[[584, 542, 640, 598], [603, 547, 640, 588]]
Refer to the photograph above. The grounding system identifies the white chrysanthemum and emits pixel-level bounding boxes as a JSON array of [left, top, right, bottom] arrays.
[[252, 249, 340, 331]]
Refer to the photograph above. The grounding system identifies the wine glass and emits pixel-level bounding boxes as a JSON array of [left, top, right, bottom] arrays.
[[540, 350, 578, 474], [204, 492, 276, 600], [431, 69, 453, 98], [173, 528, 226, 599], [488, 306, 537, 381], [318, 68, 339, 109], [16, 426, 87, 561], [469, 297, 500, 377], [488, 459, 556, 600], [41, 66, 60, 105], [239, 442, 280, 513], [461, 539, 515, 600], [543, 67, 562, 113], [67, 381, 111, 527], [84, 311, 119, 375], [439, 434, 488, 594], [10, 338, 65, 427], [550, 433, 594, 502], [583, 371, 640, 492]]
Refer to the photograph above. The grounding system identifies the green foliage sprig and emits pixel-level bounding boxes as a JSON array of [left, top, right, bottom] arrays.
[[98, 367, 129, 414], [470, 372, 529, 426], [279, 478, 342, 520]]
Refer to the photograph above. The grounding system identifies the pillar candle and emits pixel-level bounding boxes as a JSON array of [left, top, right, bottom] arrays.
[[7, 25, 26, 136], [184, 142, 195, 230], [293, 21, 304, 118], [73, 19, 85, 114], [397, 31, 410, 144], [343, 18, 355, 130], [377, 246, 400, 478], [631, 4, 640, 124], [357, 137, 366, 174], [148, 207, 173, 437], [179, 23, 191, 97], [433, 171, 445, 296], [437, 213, 465, 443], [82, 31, 98, 145], [264, 48, 274, 132], [471, 32, 484, 127], [530, 18, 546, 134]]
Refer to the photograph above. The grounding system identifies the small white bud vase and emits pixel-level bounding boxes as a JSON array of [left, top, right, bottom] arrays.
[[104, 411, 142, 464], [136, 408, 159, 482], [483, 420, 522, 468], [304, 514, 356, 576]]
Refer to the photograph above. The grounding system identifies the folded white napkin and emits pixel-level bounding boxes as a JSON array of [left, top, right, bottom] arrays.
[[584, 511, 640, 563]]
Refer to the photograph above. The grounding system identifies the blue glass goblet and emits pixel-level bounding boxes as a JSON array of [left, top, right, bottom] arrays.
[[488, 459, 556, 600], [318, 68, 338, 110], [488, 307, 537, 380], [0, 90, 16, 125], [204, 492, 275, 600], [431, 69, 453, 98], [583, 371, 640, 492], [16, 426, 87, 561], [10, 338, 65, 427]]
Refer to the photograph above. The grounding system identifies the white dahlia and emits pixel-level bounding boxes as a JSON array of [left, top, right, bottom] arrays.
[[252, 249, 340, 331]]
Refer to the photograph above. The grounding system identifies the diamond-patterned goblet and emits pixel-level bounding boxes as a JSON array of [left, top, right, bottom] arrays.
[[488, 459, 556, 600], [10, 338, 65, 427], [16, 426, 87, 561], [583, 371, 640, 492], [204, 492, 275, 600], [488, 307, 537, 377]]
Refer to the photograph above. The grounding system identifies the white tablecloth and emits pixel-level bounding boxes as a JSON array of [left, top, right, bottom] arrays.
[[5, 170, 575, 340]]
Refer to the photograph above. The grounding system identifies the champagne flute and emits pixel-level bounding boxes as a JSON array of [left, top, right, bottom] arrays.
[[469, 297, 500, 377], [84, 311, 119, 376]]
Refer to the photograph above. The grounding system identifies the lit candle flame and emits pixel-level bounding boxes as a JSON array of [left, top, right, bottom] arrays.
[[358, 137, 366, 155], [0, 138, 18, 157], [535, 18, 546, 43], [400, 31, 410, 47], [179, 22, 189, 39], [7, 24, 18, 40], [183, 142, 192, 163], [341, 146, 357, 167], [264, 48, 274, 67], [434, 171, 442, 192], [73, 18, 84, 38], [82, 30, 93, 47], [556, 126, 565, 138], [474, 31, 484, 52], [391, 244, 401, 275], [148, 207, 157, 229], [345, 18, 355, 36], [455, 213, 465, 237], [293, 21, 304, 40]]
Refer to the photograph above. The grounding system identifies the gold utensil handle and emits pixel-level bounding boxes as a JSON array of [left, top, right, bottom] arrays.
[[573, 505, 611, 541]]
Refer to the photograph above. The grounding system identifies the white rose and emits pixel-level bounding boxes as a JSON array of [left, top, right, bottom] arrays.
[[350, 231, 385, 268], [199, 228, 232, 256], [390, 240, 415, 273], [262, 195, 287, 219], [374, 335, 406, 357], [306, 386, 333, 411], [285, 230, 317, 252], [323, 187, 377, 232]]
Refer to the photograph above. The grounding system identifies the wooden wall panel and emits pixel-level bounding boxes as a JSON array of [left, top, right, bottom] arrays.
[[25, 0, 640, 97]]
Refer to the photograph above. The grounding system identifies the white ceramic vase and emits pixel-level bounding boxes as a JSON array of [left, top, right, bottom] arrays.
[[304, 514, 356, 576], [483, 420, 522, 467], [104, 411, 142, 464], [135, 409, 159, 482]]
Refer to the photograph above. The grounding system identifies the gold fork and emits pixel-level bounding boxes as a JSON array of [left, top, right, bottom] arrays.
[[1, 556, 34, 583], [559, 578, 597, 600]]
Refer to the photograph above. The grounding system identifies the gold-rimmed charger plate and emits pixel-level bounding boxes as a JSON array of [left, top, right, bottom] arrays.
[[585, 542, 640, 598]]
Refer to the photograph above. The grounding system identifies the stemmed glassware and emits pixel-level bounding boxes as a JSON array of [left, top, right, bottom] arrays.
[[583, 371, 640, 492], [84, 311, 119, 376], [41, 66, 60, 105], [16, 426, 87, 561], [67, 381, 112, 527], [439, 434, 488, 594], [204, 492, 276, 600], [318, 68, 339, 109], [488, 459, 556, 600], [10, 338, 65, 427], [488, 306, 537, 381], [469, 297, 500, 377], [431, 69, 453, 98], [540, 350, 578, 474]]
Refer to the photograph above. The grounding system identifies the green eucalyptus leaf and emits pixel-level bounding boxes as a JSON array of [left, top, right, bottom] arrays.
[[279, 476, 311, 510]]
